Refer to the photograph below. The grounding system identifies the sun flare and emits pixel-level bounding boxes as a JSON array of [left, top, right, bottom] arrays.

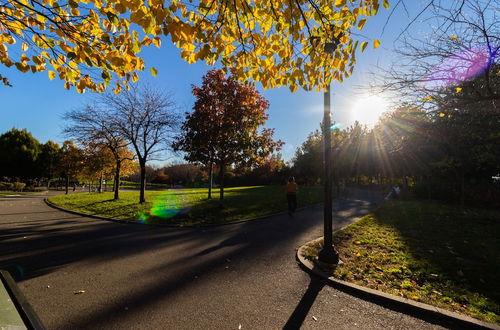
[[350, 95, 389, 127]]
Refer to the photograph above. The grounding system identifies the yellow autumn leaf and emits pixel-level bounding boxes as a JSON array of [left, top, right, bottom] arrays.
[[48, 70, 56, 80], [131, 72, 139, 82], [422, 96, 432, 102], [455, 87, 462, 93], [360, 41, 368, 52], [373, 39, 381, 49], [141, 36, 152, 46], [451, 35, 457, 40], [357, 19, 367, 30], [439, 113, 446, 117], [334, 0, 346, 7], [21, 42, 29, 51], [153, 37, 161, 48], [383, 0, 390, 9], [150, 67, 158, 77]]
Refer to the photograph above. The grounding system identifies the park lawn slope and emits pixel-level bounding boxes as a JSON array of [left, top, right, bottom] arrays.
[[302, 200, 500, 324], [48, 185, 322, 225]]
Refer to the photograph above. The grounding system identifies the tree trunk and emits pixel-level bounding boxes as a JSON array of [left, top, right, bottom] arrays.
[[139, 160, 146, 204], [219, 162, 225, 204], [98, 172, 103, 193], [208, 162, 213, 199], [65, 174, 69, 195], [114, 161, 121, 200]]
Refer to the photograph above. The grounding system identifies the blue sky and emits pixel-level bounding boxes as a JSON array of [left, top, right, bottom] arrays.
[[0, 2, 425, 164]]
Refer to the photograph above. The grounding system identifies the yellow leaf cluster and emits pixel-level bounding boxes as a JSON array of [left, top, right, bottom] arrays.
[[0, 0, 153, 92], [0, 0, 388, 93]]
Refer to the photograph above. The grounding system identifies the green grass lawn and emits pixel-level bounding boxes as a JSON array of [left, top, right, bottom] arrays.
[[119, 180, 170, 190], [48, 185, 323, 225], [302, 200, 500, 324]]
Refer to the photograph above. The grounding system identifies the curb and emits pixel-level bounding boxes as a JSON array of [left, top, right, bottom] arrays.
[[44, 197, 322, 229], [296, 239, 499, 330]]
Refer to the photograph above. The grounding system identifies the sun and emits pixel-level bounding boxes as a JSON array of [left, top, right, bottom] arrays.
[[350, 95, 389, 127]]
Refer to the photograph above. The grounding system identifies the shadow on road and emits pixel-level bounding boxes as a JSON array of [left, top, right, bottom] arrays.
[[0, 191, 382, 328], [283, 273, 325, 330]]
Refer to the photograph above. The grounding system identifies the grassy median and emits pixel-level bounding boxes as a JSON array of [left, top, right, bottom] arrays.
[[48, 185, 323, 225], [302, 200, 500, 324]]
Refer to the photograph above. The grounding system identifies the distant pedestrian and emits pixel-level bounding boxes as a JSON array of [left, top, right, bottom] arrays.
[[72, 183, 76, 192], [285, 176, 298, 215]]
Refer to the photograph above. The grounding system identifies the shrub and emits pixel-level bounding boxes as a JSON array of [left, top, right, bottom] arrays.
[[0, 182, 13, 190], [25, 186, 47, 192], [11, 182, 26, 192]]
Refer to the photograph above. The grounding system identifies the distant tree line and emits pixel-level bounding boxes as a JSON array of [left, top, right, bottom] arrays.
[[0, 129, 137, 193], [291, 64, 499, 206], [125, 153, 290, 189]]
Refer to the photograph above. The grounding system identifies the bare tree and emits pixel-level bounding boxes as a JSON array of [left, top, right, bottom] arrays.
[[371, 0, 499, 108], [101, 85, 180, 203], [64, 106, 134, 200]]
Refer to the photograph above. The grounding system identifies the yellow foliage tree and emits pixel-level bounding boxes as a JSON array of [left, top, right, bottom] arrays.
[[0, 0, 387, 92]]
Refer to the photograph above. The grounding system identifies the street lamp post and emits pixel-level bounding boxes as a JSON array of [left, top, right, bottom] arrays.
[[317, 41, 340, 264]]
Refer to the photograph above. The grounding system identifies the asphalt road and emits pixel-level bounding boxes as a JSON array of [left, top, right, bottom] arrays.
[[0, 190, 447, 329]]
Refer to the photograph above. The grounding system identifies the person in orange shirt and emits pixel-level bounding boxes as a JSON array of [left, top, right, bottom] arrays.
[[285, 176, 298, 215]]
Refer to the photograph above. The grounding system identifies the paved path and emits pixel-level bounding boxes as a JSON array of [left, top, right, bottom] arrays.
[[0, 190, 446, 329]]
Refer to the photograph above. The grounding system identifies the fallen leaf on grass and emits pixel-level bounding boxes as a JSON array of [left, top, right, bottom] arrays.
[[238, 324, 242, 329], [353, 241, 361, 245], [74, 290, 85, 294], [312, 316, 318, 321]]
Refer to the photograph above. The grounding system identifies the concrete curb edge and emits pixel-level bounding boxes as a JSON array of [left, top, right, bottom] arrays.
[[44, 197, 321, 229], [296, 239, 499, 330]]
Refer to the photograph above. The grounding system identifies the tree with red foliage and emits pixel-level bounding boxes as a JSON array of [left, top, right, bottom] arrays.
[[174, 69, 283, 202]]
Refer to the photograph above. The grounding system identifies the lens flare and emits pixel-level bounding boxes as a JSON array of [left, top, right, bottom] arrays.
[[16, 265, 24, 279], [330, 123, 342, 130], [424, 45, 497, 89], [136, 190, 189, 224]]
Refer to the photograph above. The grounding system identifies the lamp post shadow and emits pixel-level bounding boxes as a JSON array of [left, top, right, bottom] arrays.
[[283, 272, 325, 330]]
